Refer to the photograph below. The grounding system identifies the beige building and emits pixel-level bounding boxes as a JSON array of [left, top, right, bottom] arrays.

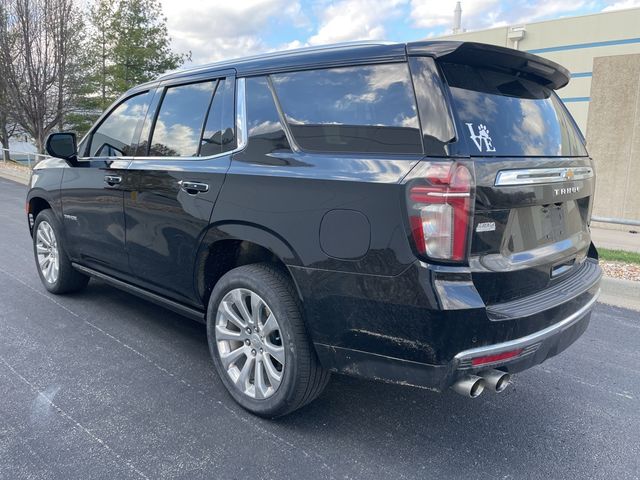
[[435, 7, 640, 134], [436, 7, 640, 227]]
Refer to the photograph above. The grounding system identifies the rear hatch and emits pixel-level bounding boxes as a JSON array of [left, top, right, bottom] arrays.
[[412, 43, 595, 305]]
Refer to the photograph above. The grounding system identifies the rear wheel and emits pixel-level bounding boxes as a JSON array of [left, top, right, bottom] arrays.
[[207, 263, 329, 417], [32, 210, 89, 294]]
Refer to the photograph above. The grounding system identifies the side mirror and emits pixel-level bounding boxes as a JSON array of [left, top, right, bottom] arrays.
[[45, 132, 77, 161]]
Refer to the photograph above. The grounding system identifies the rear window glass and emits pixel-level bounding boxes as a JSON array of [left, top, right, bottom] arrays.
[[271, 64, 422, 154], [442, 63, 587, 157]]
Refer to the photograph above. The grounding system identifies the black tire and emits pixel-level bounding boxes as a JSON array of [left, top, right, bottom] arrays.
[[206, 263, 330, 417], [32, 209, 89, 294]]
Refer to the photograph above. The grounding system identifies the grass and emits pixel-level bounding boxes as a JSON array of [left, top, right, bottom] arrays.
[[598, 248, 640, 265]]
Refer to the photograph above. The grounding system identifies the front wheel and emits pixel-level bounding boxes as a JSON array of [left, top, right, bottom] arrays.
[[206, 264, 329, 417], [32, 210, 89, 294]]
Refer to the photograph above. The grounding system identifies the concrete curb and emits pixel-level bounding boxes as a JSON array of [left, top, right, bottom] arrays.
[[599, 276, 640, 311], [0, 170, 29, 186]]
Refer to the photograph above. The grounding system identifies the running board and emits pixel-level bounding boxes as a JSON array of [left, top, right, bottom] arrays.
[[72, 263, 205, 322]]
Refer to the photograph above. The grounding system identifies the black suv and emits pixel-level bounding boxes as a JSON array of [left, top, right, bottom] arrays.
[[28, 41, 601, 417]]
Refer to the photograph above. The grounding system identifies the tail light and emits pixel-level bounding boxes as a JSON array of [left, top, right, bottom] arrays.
[[406, 162, 473, 262]]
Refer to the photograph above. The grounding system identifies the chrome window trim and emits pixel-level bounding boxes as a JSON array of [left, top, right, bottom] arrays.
[[235, 77, 247, 151], [495, 166, 593, 186]]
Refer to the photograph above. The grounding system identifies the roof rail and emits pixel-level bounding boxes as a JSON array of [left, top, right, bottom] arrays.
[[157, 41, 397, 80]]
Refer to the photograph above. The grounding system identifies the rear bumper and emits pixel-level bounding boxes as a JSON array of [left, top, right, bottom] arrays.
[[314, 289, 598, 391], [297, 258, 601, 391], [453, 291, 598, 371]]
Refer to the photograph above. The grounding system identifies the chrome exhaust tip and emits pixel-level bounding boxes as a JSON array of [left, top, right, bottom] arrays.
[[479, 369, 511, 393], [450, 375, 486, 398]]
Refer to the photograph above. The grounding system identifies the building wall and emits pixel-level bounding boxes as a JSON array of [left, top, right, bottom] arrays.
[[587, 54, 640, 229], [435, 7, 640, 134]]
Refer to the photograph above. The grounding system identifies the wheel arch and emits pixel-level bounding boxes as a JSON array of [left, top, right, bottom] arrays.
[[194, 222, 304, 307], [26, 194, 54, 235]]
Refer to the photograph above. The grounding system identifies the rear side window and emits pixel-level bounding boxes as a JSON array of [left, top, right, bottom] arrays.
[[442, 63, 587, 157], [149, 81, 216, 156], [200, 78, 236, 156], [89, 91, 152, 157], [271, 64, 422, 154], [243, 76, 291, 157]]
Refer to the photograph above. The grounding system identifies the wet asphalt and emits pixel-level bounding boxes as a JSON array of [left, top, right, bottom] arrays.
[[1, 176, 639, 480]]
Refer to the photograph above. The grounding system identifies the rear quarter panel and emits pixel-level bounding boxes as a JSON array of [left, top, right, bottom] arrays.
[[211, 150, 421, 275]]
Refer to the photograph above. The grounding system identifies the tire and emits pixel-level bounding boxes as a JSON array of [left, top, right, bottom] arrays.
[[206, 263, 330, 417], [32, 209, 89, 294]]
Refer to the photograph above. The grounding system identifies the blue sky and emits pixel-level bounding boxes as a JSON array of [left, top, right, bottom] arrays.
[[160, 0, 640, 65]]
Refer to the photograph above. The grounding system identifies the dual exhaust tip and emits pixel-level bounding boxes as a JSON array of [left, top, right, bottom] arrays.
[[450, 370, 511, 398]]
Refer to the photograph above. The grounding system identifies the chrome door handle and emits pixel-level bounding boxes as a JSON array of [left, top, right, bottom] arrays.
[[104, 175, 122, 185], [179, 181, 209, 194]]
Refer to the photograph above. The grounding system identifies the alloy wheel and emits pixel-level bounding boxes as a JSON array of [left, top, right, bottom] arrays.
[[215, 288, 285, 399], [36, 221, 59, 284]]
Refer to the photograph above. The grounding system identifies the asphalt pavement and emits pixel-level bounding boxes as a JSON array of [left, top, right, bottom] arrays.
[[1, 176, 639, 480]]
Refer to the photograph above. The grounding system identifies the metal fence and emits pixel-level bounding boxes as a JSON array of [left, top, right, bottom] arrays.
[[591, 216, 640, 227], [1, 148, 49, 169]]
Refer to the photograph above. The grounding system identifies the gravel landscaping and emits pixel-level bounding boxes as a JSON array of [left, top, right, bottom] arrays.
[[600, 260, 640, 282]]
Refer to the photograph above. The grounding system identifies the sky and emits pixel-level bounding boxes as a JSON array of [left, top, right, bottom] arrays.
[[160, 0, 640, 65]]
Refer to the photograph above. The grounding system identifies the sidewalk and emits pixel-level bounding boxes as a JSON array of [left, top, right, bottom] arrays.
[[0, 161, 30, 185], [591, 226, 640, 253]]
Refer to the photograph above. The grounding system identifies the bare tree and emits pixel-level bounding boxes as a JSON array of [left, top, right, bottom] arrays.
[[0, 77, 18, 161], [0, 0, 83, 153], [0, 4, 18, 160]]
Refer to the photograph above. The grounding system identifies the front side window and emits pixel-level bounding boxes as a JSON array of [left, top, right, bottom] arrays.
[[89, 91, 152, 157], [442, 62, 587, 157], [271, 64, 422, 154], [149, 81, 217, 157]]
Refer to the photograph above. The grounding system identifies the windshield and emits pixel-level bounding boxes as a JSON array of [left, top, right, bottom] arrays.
[[441, 62, 587, 157]]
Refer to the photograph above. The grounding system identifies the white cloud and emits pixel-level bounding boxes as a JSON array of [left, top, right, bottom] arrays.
[[602, 0, 640, 11], [159, 0, 640, 69], [308, 0, 407, 45], [161, 0, 307, 64]]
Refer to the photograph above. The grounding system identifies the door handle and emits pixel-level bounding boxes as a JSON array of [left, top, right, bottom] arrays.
[[104, 175, 122, 185], [179, 181, 209, 194]]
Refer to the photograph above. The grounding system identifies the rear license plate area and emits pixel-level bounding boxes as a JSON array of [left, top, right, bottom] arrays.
[[506, 201, 584, 253]]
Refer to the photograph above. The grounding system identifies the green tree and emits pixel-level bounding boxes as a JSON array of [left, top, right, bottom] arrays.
[[64, 0, 114, 135], [67, 0, 189, 137], [108, 0, 188, 95]]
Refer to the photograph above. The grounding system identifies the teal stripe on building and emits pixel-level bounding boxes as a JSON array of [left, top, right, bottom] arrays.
[[528, 37, 640, 54], [561, 97, 591, 103]]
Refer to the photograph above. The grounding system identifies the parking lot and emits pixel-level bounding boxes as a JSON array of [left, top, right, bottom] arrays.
[[1, 176, 639, 479]]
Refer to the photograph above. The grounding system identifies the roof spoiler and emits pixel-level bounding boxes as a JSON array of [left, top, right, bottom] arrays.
[[406, 41, 570, 90]]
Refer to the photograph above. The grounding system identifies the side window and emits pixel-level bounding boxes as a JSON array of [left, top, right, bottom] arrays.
[[271, 64, 422, 154], [200, 78, 236, 156], [89, 91, 152, 157], [243, 76, 291, 157], [149, 81, 216, 157]]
